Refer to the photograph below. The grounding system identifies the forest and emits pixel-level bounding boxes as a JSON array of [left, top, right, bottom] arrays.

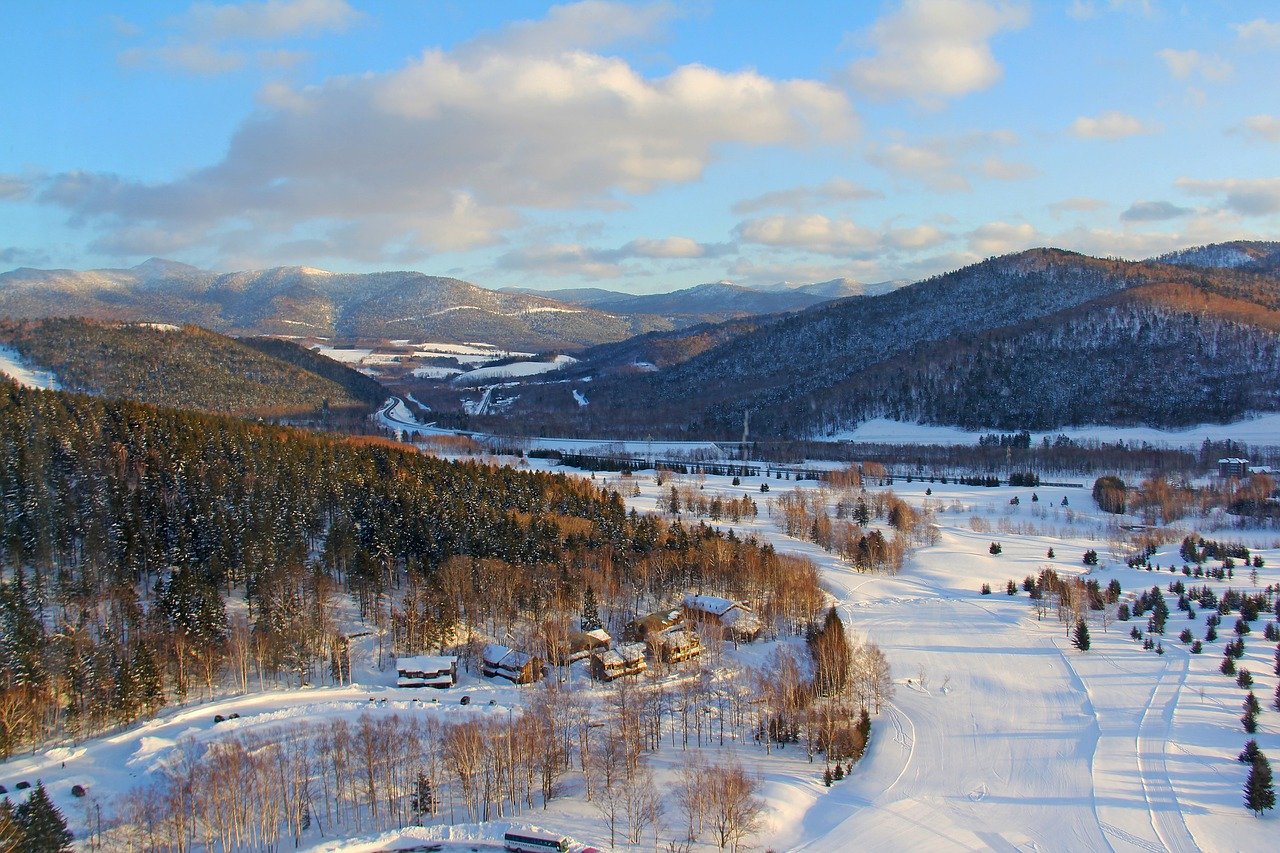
[[0, 319, 376, 419], [0, 380, 827, 760]]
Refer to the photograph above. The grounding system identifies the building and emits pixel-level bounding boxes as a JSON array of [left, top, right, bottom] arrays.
[[682, 594, 763, 642], [396, 655, 458, 688], [647, 625, 703, 663], [1219, 458, 1250, 478], [589, 643, 648, 681], [481, 644, 542, 684], [568, 628, 612, 662], [624, 607, 684, 642]]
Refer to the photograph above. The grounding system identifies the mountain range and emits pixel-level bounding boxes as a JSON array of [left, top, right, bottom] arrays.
[[466, 242, 1280, 438], [0, 260, 869, 351], [0, 261, 671, 351]]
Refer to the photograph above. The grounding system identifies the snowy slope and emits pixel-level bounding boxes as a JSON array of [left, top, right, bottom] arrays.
[[7, 460, 1279, 852], [0, 344, 60, 389]]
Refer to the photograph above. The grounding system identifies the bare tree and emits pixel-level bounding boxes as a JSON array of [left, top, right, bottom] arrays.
[[704, 759, 766, 851]]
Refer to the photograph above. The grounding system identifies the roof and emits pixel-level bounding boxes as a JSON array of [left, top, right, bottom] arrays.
[[683, 593, 740, 616], [396, 655, 457, 673], [483, 644, 533, 670], [599, 642, 647, 666]]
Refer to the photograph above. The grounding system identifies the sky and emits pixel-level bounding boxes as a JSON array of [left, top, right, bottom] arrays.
[[1, 0, 1278, 293]]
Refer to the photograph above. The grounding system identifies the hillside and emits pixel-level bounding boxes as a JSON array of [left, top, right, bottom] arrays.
[[0, 260, 670, 351], [0, 318, 379, 417], [480, 245, 1280, 438]]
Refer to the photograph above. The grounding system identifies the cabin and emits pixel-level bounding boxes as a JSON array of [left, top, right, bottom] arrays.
[[589, 643, 648, 681], [482, 644, 542, 684], [624, 607, 684, 642], [647, 625, 703, 663], [682, 594, 763, 642], [568, 628, 612, 662], [396, 655, 458, 688]]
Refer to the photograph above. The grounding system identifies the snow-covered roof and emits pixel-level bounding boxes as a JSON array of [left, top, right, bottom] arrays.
[[683, 593, 739, 616], [396, 655, 457, 674], [483, 644, 533, 670], [599, 642, 647, 666]]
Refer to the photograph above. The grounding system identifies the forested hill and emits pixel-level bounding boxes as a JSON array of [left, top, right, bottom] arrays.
[[0, 383, 820, 756], [504, 247, 1280, 437], [0, 318, 380, 418]]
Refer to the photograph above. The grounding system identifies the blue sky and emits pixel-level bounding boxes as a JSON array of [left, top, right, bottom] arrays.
[[1, 0, 1278, 292]]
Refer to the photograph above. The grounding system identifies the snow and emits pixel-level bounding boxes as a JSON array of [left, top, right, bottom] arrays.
[[453, 355, 578, 384], [827, 414, 1280, 447], [313, 346, 373, 364], [572, 389, 589, 407], [0, 344, 61, 389], [411, 366, 464, 379], [19, 448, 1280, 852]]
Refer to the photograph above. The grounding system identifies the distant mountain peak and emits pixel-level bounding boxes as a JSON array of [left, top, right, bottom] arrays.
[[131, 257, 203, 278]]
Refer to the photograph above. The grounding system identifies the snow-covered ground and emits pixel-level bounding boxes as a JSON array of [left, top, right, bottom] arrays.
[[7, 456, 1280, 851], [0, 344, 61, 389], [828, 415, 1280, 448], [453, 355, 577, 384]]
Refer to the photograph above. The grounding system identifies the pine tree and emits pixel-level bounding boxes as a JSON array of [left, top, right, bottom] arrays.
[[0, 797, 25, 852], [1071, 620, 1091, 652], [580, 586, 603, 632], [14, 781, 72, 852], [1239, 739, 1261, 763], [1244, 753, 1276, 816]]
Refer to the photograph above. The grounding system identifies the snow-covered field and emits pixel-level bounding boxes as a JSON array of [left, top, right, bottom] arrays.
[[829, 415, 1280, 448], [452, 354, 577, 384], [7, 456, 1280, 850], [0, 344, 60, 389]]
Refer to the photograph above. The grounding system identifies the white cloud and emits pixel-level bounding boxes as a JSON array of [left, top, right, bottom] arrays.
[[1049, 196, 1108, 215], [1070, 1, 1157, 19], [734, 214, 949, 257], [847, 0, 1029, 106], [1119, 200, 1192, 222], [494, 233, 726, 278], [969, 221, 1038, 254], [868, 142, 969, 191], [0, 174, 31, 201], [980, 156, 1037, 181], [497, 244, 625, 279], [735, 214, 881, 255], [1235, 18, 1280, 48], [121, 0, 360, 75], [182, 0, 360, 40], [1157, 48, 1232, 83], [885, 224, 949, 250], [1236, 114, 1280, 142], [621, 237, 716, 259], [48, 3, 857, 262], [731, 178, 882, 215], [1176, 177, 1280, 216], [726, 257, 886, 288], [1070, 110, 1158, 139]]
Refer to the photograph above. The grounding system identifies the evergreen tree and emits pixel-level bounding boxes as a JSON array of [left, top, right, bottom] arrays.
[[1071, 620, 1091, 652], [0, 797, 25, 852], [1243, 700, 1259, 734], [1239, 739, 1261, 763], [130, 643, 164, 716], [580, 586, 603, 632], [1244, 753, 1276, 816], [14, 781, 72, 853]]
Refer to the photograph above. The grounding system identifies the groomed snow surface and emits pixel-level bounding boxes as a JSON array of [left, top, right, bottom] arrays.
[[5, 468, 1279, 851], [0, 344, 60, 390], [830, 415, 1280, 448]]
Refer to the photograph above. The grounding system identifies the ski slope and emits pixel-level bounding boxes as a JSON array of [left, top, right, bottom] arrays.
[[4, 468, 1277, 851]]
